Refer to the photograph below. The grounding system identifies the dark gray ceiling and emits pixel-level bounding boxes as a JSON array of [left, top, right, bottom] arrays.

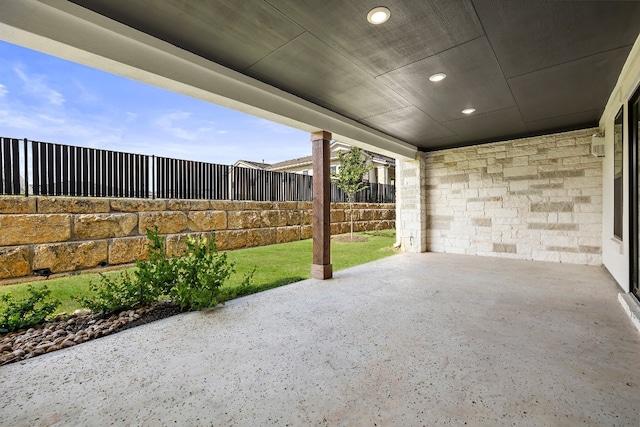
[[69, 0, 640, 151]]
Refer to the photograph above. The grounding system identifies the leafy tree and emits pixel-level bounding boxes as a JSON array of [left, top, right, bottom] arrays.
[[331, 147, 374, 239]]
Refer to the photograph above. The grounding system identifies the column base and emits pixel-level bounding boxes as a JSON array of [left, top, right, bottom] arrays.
[[311, 263, 333, 280]]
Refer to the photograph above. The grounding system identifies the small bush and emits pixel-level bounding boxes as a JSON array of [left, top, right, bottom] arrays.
[[171, 234, 253, 311], [75, 271, 162, 314], [134, 227, 177, 296], [0, 285, 60, 333], [76, 229, 251, 314]]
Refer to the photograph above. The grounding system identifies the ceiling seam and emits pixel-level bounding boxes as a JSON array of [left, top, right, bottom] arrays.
[[243, 31, 308, 72], [506, 44, 635, 80], [373, 34, 486, 79], [470, 0, 527, 133], [243, 0, 307, 71], [523, 108, 604, 126]]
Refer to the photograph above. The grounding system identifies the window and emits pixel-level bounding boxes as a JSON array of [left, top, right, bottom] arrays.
[[614, 107, 623, 239]]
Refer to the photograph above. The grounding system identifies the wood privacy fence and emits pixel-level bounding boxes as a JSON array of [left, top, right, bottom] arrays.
[[0, 137, 395, 203]]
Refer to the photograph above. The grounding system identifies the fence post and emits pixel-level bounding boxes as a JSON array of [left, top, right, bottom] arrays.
[[151, 155, 155, 199], [23, 138, 28, 197], [229, 166, 234, 201]]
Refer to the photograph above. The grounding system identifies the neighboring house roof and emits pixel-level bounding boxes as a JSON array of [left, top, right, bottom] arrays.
[[233, 160, 272, 169], [239, 141, 395, 172]]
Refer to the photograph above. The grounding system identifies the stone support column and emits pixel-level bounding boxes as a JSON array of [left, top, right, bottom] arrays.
[[396, 154, 427, 253], [311, 131, 333, 279]]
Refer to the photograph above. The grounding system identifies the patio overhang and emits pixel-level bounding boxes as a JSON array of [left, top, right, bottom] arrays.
[[3, 1, 638, 156], [0, 0, 417, 161]]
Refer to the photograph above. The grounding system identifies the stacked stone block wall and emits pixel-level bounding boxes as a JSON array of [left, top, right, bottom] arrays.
[[0, 197, 394, 282], [424, 128, 602, 265]]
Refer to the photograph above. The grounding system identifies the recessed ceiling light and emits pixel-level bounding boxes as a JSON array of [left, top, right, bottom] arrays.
[[462, 108, 476, 115], [367, 7, 391, 24], [429, 73, 447, 82]]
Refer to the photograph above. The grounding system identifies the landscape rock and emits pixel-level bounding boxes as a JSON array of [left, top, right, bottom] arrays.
[[277, 226, 300, 244], [187, 211, 227, 231], [0, 246, 30, 279], [167, 200, 210, 211], [110, 198, 166, 212], [74, 213, 138, 239], [32, 241, 108, 273], [0, 214, 70, 245], [108, 236, 149, 264], [138, 211, 187, 234], [0, 197, 36, 214], [37, 197, 110, 214], [227, 211, 262, 229]]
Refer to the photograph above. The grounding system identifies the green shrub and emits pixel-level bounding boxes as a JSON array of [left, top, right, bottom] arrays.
[[75, 270, 162, 314], [170, 234, 253, 311], [76, 229, 251, 314], [0, 285, 60, 333], [134, 227, 176, 295]]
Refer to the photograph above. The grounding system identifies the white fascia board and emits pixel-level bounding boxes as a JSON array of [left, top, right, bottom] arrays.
[[0, 0, 418, 161]]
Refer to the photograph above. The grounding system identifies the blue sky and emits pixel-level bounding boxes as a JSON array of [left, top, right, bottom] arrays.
[[0, 41, 311, 166]]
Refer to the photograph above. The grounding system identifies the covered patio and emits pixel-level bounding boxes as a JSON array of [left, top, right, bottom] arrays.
[[2, 253, 638, 425]]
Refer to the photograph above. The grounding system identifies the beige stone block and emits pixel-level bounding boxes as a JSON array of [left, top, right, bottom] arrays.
[[286, 210, 301, 226], [167, 199, 210, 211], [0, 246, 30, 279], [245, 201, 275, 210], [33, 241, 108, 273], [74, 213, 138, 239], [297, 201, 312, 210], [503, 166, 538, 178], [165, 233, 190, 257], [0, 197, 36, 214], [109, 236, 149, 264], [274, 202, 298, 211], [111, 198, 166, 212], [228, 211, 262, 229], [530, 202, 574, 213], [277, 226, 300, 244], [38, 197, 110, 213], [139, 211, 187, 234], [331, 210, 345, 223], [261, 210, 286, 227], [300, 210, 313, 226], [214, 230, 248, 250], [245, 228, 277, 248], [209, 200, 246, 211], [0, 214, 70, 246], [547, 145, 590, 159], [301, 225, 313, 239], [187, 211, 227, 231]]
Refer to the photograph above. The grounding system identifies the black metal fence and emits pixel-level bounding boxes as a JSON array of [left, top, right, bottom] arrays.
[[0, 138, 22, 195], [31, 141, 150, 198], [155, 156, 229, 200], [1, 138, 395, 203]]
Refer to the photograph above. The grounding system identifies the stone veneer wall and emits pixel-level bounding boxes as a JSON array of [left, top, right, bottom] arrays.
[[0, 197, 394, 282], [424, 128, 602, 265]]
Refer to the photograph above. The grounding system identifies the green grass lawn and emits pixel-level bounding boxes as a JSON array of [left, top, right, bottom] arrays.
[[0, 229, 397, 314]]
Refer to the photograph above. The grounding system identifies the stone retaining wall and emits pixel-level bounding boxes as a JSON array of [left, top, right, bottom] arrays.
[[0, 197, 394, 282]]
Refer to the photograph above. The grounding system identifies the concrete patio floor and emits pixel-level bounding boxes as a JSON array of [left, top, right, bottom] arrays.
[[1, 252, 639, 426]]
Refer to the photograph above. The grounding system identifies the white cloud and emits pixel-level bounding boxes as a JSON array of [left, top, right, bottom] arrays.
[[14, 66, 65, 106], [73, 80, 100, 104], [153, 111, 197, 140], [0, 83, 7, 98]]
